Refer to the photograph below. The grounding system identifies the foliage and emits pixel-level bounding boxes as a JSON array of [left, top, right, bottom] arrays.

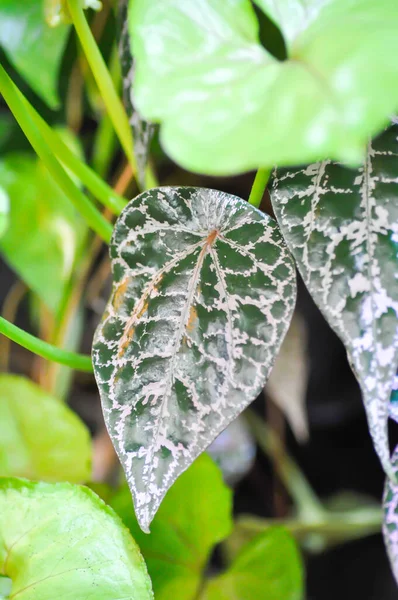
[[0, 0, 398, 596]]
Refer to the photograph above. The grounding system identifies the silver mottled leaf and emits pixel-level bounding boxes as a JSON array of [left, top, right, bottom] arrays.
[[383, 446, 398, 584], [118, 0, 154, 189], [92, 186, 296, 531], [271, 125, 398, 479]]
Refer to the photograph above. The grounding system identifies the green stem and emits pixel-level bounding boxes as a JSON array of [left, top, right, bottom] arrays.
[[0, 317, 93, 373], [67, 0, 136, 173], [0, 65, 112, 243], [248, 167, 271, 208], [246, 410, 325, 521], [18, 92, 126, 215]]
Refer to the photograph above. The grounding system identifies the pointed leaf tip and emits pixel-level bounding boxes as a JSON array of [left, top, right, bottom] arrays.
[[93, 186, 296, 530]]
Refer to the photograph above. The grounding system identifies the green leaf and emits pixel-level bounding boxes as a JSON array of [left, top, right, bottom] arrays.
[[0, 374, 91, 482], [0, 0, 69, 108], [0, 478, 153, 599], [0, 152, 86, 312], [92, 186, 296, 531], [129, 0, 398, 175], [383, 446, 398, 585], [118, 0, 154, 189], [271, 125, 398, 479], [0, 186, 9, 239], [111, 453, 233, 600], [201, 528, 304, 600]]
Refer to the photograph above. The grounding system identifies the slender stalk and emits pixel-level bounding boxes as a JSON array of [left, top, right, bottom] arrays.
[[246, 410, 325, 521], [0, 317, 93, 373], [248, 167, 271, 208], [0, 65, 112, 243], [18, 93, 126, 215], [66, 0, 136, 173], [0, 282, 27, 371]]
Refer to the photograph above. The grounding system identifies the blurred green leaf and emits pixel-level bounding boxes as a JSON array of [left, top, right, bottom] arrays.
[[0, 186, 9, 239], [111, 454, 233, 600], [0, 478, 153, 599], [0, 151, 86, 312], [0, 0, 70, 108], [0, 374, 91, 482], [130, 0, 398, 175], [202, 528, 304, 600]]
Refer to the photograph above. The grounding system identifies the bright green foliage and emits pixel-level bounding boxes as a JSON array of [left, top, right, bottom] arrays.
[[0, 374, 91, 482], [111, 454, 233, 600], [0, 478, 153, 599], [129, 0, 398, 175], [271, 125, 398, 480], [202, 528, 304, 600], [0, 186, 9, 239], [0, 152, 86, 312], [93, 187, 296, 531], [0, 0, 69, 108]]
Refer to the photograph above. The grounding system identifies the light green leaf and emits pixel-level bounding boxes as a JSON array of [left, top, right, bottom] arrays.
[[111, 454, 233, 600], [271, 125, 398, 479], [202, 528, 304, 600], [0, 0, 69, 108], [0, 478, 153, 599], [93, 186, 296, 531], [0, 374, 91, 482], [129, 0, 398, 175], [0, 152, 86, 312], [0, 186, 9, 239]]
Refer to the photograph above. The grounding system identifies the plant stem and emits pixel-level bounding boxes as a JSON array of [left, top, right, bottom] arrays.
[[18, 92, 126, 215], [246, 410, 325, 521], [0, 65, 113, 243], [0, 317, 93, 373], [67, 0, 136, 173], [248, 167, 271, 208], [0, 282, 27, 372]]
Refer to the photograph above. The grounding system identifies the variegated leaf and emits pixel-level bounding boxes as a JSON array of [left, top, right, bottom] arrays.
[[92, 186, 296, 532], [118, 0, 154, 189], [383, 446, 398, 584], [271, 125, 398, 480]]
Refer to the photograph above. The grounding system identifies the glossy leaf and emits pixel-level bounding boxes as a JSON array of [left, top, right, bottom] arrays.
[[0, 152, 86, 312], [93, 186, 296, 531], [271, 125, 398, 478], [0, 478, 153, 599], [0, 0, 69, 108], [201, 528, 304, 600], [118, 0, 154, 189], [383, 446, 398, 585], [0, 186, 9, 239], [129, 0, 398, 175], [111, 453, 232, 600], [0, 374, 91, 482]]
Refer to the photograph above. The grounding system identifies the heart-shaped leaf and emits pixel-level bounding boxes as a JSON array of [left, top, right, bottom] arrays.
[[383, 446, 398, 585], [111, 453, 232, 600], [92, 186, 296, 531], [0, 479, 153, 599], [129, 0, 398, 175], [271, 125, 398, 479], [118, 0, 154, 189]]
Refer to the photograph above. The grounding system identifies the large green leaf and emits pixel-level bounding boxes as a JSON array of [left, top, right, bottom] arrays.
[[0, 478, 153, 599], [118, 0, 154, 189], [201, 528, 304, 600], [0, 186, 9, 240], [0, 152, 86, 312], [93, 186, 296, 531], [0, 0, 69, 108], [271, 125, 398, 479], [111, 453, 232, 600], [129, 0, 398, 175], [0, 374, 91, 482]]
